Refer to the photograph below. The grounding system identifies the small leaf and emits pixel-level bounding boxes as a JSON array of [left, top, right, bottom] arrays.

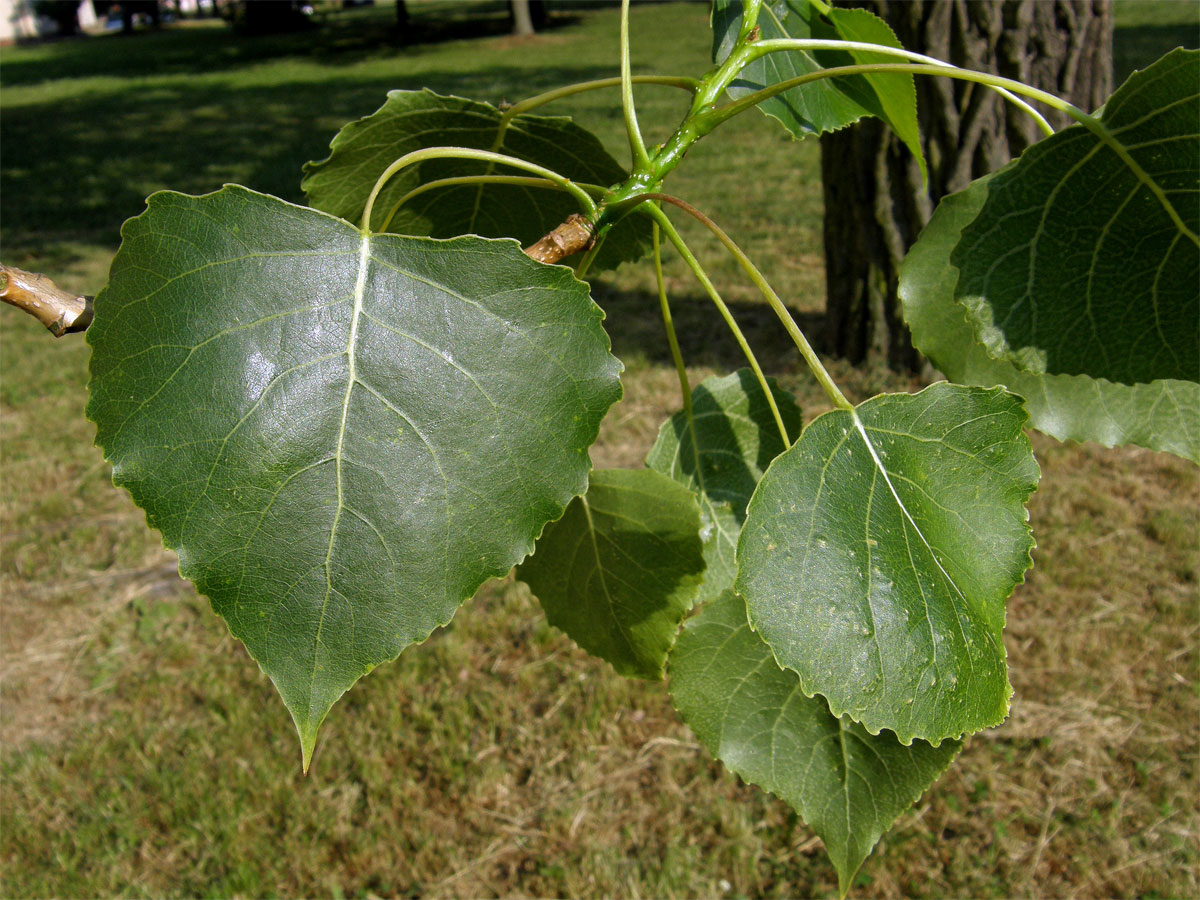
[[951, 49, 1199, 385], [900, 169, 1200, 463], [645, 369, 801, 603], [670, 591, 962, 897], [301, 89, 649, 270], [711, 0, 924, 177], [736, 383, 1040, 745], [87, 186, 622, 767], [517, 468, 705, 679]]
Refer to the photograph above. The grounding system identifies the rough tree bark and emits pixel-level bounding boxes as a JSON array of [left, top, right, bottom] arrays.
[[820, 0, 1113, 370]]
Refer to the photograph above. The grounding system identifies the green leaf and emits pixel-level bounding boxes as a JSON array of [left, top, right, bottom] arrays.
[[517, 468, 705, 679], [86, 186, 622, 768], [736, 383, 1040, 745], [951, 49, 1199, 385], [301, 89, 649, 271], [645, 369, 801, 603], [670, 591, 961, 897], [711, 0, 924, 177], [900, 171, 1200, 463]]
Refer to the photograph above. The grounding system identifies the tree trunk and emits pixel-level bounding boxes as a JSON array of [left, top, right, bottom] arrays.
[[510, 0, 535, 36], [820, 0, 1112, 371]]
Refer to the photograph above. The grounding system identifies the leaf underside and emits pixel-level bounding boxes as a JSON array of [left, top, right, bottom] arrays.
[[670, 590, 962, 896], [645, 369, 801, 604], [711, 0, 924, 177], [86, 185, 622, 767], [951, 49, 1199, 385], [736, 383, 1040, 746], [517, 467, 705, 679], [301, 89, 650, 271], [901, 172, 1200, 464]]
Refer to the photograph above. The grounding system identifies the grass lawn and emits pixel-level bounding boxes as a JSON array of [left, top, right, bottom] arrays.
[[1, 2, 1197, 897]]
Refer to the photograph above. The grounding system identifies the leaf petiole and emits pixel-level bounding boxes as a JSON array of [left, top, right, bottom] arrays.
[[640, 203, 792, 447], [651, 219, 703, 483], [377, 175, 611, 234], [642, 194, 853, 412], [620, 0, 653, 173], [705, 61, 1077, 138], [742, 39, 1054, 136], [360, 147, 595, 233]]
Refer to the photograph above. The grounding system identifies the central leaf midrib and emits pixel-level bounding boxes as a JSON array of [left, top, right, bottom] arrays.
[[850, 412, 978, 632], [309, 232, 371, 719]]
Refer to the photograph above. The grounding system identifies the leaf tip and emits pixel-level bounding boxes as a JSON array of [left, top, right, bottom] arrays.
[[297, 717, 321, 774]]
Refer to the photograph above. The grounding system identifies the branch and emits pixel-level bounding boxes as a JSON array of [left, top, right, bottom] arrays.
[[523, 214, 594, 265], [0, 264, 92, 336]]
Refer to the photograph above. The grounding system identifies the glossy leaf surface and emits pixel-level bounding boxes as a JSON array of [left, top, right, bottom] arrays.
[[518, 468, 704, 679], [645, 370, 801, 603], [736, 383, 1039, 745], [87, 186, 622, 766], [301, 89, 649, 270], [670, 591, 961, 896], [711, 0, 923, 174], [952, 49, 1199, 384], [901, 172, 1200, 463]]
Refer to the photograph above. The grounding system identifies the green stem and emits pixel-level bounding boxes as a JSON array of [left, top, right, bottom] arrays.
[[642, 204, 792, 447], [360, 147, 596, 233], [499, 75, 700, 123], [378, 175, 610, 234], [620, 0, 652, 173], [737, 0, 763, 40], [643, 194, 852, 411], [709, 61, 1082, 134], [575, 235, 606, 279], [745, 39, 1054, 136], [651, 219, 702, 481], [708, 61, 1197, 244], [466, 76, 697, 231]]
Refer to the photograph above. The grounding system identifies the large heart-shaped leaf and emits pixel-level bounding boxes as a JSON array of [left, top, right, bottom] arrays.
[[517, 468, 704, 679], [900, 171, 1200, 463], [86, 186, 622, 767], [736, 383, 1040, 745], [711, 0, 923, 175], [645, 369, 801, 603], [301, 89, 649, 271], [951, 49, 1199, 385], [670, 591, 961, 897]]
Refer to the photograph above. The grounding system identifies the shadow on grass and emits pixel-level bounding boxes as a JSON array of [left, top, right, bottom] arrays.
[[0, 61, 612, 254], [593, 283, 826, 373], [1113, 22, 1200, 83], [0, 4, 582, 87]]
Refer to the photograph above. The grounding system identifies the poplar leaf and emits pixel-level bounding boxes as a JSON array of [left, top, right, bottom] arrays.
[[86, 186, 622, 768], [900, 172, 1200, 464], [517, 468, 705, 679], [951, 49, 1199, 385], [711, 0, 924, 178], [645, 370, 801, 603], [736, 383, 1040, 745], [301, 89, 650, 270], [670, 591, 961, 897]]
